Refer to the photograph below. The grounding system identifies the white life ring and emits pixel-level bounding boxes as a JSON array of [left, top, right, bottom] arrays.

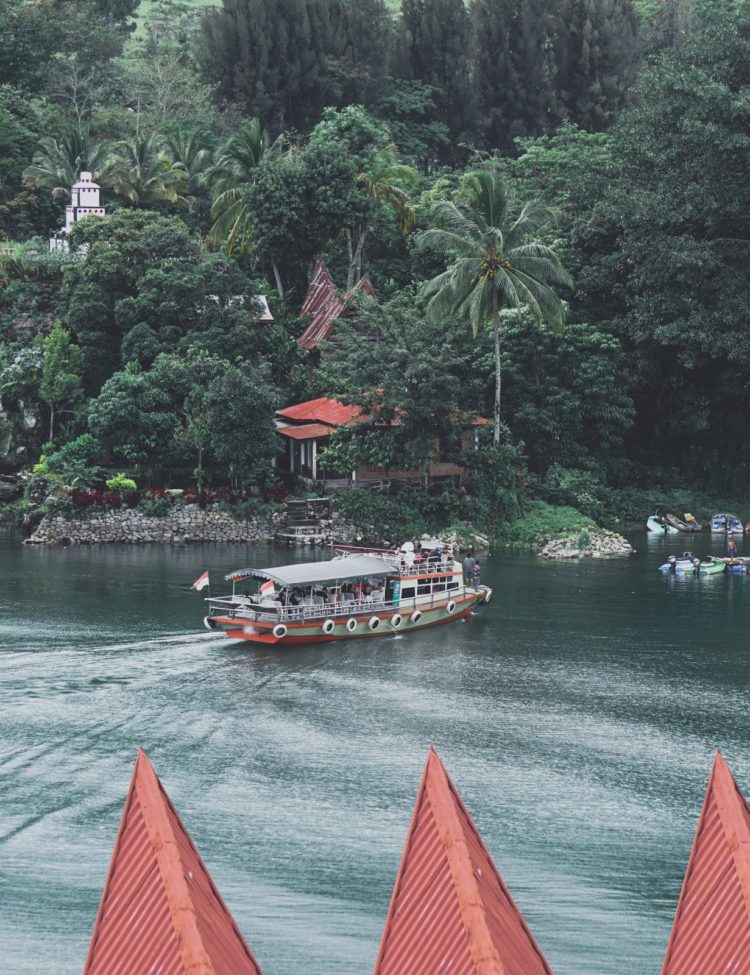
[[410, 610, 423, 624], [446, 600, 457, 614], [272, 623, 288, 639], [390, 614, 403, 628], [346, 617, 358, 632], [322, 619, 335, 634], [203, 616, 217, 630], [368, 616, 381, 631]]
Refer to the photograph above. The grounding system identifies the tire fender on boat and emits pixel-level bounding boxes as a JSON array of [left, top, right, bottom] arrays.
[[368, 616, 381, 631], [322, 619, 335, 635], [272, 623, 288, 639], [346, 617, 358, 632], [482, 587, 492, 604], [410, 610, 422, 624], [446, 600, 457, 614], [203, 616, 217, 631], [390, 614, 403, 628]]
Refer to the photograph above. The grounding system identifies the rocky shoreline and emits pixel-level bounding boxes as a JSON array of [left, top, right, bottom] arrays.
[[539, 529, 634, 559]]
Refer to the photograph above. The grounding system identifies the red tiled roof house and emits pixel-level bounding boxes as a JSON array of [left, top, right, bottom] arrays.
[[275, 396, 488, 485]]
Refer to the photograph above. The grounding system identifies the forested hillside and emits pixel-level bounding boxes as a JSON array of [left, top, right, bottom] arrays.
[[1, 0, 748, 536]]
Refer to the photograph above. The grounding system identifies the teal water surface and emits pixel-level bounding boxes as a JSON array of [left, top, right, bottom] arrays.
[[1, 531, 749, 975]]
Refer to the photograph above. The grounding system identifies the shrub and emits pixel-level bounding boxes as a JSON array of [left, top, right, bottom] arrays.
[[106, 473, 137, 492], [139, 496, 171, 517]]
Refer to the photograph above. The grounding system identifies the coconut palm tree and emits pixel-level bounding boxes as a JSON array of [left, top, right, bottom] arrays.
[[102, 132, 188, 207], [24, 129, 108, 199], [420, 164, 572, 444], [209, 119, 282, 254], [163, 124, 214, 202]]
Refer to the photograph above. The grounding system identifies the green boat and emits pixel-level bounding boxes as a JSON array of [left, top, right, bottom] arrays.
[[695, 556, 726, 576]]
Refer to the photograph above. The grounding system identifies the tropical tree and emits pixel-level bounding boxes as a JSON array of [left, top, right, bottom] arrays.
[[40, 322, 85, 441], [102, 133, 187, 206], [420, 164, 572, 443], [24, 129, 108, 199], [346, 144, 417, 288], [209, 119, 281, 255]]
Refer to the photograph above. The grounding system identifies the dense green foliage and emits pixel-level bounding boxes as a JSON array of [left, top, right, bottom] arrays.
[[0, 0, 748, 542]]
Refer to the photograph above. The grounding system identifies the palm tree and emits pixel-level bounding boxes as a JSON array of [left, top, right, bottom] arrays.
[[420, 164, 572, 444], [346, 145, 417, 289], [163, 124, 214, 202], [24, 129, 108, 199], [209, 119, 281, 256], [102, 133, 188, 207]]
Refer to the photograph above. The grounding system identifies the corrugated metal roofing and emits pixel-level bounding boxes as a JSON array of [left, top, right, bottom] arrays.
[[225, 554, 397, 585], [660, 752, 750, 975], [82, 749, 264, 975], [373, 747, 554, 975], [298, 259, 344, 350], [276, 422, 334, 441], [276, 397, 360, 427]]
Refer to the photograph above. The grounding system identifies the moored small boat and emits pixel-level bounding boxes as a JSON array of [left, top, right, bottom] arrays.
[[647, 515, 677, 534], [695, 556, 726, 575], [665, 512, 702, 533], [710, 513, 743, 534], [659, 552, 699, 573], [199, 545, 492, 645]]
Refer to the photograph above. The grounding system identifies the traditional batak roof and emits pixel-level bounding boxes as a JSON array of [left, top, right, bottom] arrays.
[[374, 747, 554, 975], [298, 259, 344, 350], [82, 749, 263, 975], [661, 751, 750, 975], [297, 259, 375, 350]]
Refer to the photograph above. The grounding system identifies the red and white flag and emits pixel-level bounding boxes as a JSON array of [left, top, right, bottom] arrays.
[[259, 579, 275, 595], [192, 571, 210, 591]]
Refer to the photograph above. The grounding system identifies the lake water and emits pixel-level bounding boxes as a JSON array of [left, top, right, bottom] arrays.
[[1, 531, 749, 975]]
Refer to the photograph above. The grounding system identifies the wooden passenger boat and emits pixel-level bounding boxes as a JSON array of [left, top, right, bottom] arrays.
[[201, 545, 492, 645]]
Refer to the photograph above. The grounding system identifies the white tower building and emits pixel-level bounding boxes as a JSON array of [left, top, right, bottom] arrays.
[[49, 172, 106, 252]]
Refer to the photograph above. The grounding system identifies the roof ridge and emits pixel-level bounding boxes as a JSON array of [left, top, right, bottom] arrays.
[[134, 750, 216, 975], [711, 752, 750, 920], [424, 748, 507, 975]]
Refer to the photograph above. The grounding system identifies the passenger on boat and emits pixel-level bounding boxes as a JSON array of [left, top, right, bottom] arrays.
[[728, 536, 738, 559]]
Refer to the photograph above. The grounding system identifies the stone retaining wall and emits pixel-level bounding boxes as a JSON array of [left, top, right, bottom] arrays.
[[26, 506, 274, 545]]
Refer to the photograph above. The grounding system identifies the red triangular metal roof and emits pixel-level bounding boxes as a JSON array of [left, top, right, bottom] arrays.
[[660, 751, 750, 975], [373, 747, 554, 975], [298, 258, 344, 350], [82, 749, 264, 975]]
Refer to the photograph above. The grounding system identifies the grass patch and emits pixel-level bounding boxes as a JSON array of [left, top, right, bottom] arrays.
[[494, 501, 596, 550]]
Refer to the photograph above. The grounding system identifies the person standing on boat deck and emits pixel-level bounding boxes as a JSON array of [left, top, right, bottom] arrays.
[[473, 561, 481, 586], [463, 551, 475, 585], [728, 536, 738, 560]]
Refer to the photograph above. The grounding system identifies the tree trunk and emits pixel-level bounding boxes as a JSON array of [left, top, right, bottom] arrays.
[[345, 230, 355, 290], [49, 404, 55, 443], [272, 261, 284, 299], [492, 297, 502, 446], [346, 225, 368, 290]]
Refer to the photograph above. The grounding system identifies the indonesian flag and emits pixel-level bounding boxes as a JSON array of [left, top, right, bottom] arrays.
[[192, 571, 210, 591], [259, 579, 275, 595]]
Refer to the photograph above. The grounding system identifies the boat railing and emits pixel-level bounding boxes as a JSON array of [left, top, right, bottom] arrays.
[[209, 587, 472, 624]]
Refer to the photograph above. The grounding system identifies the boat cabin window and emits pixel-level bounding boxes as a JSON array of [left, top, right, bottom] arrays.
[[401, 586, 416, 599]]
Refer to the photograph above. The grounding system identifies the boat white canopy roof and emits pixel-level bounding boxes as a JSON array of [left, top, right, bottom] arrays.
[[225, 554, 397, 586]]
